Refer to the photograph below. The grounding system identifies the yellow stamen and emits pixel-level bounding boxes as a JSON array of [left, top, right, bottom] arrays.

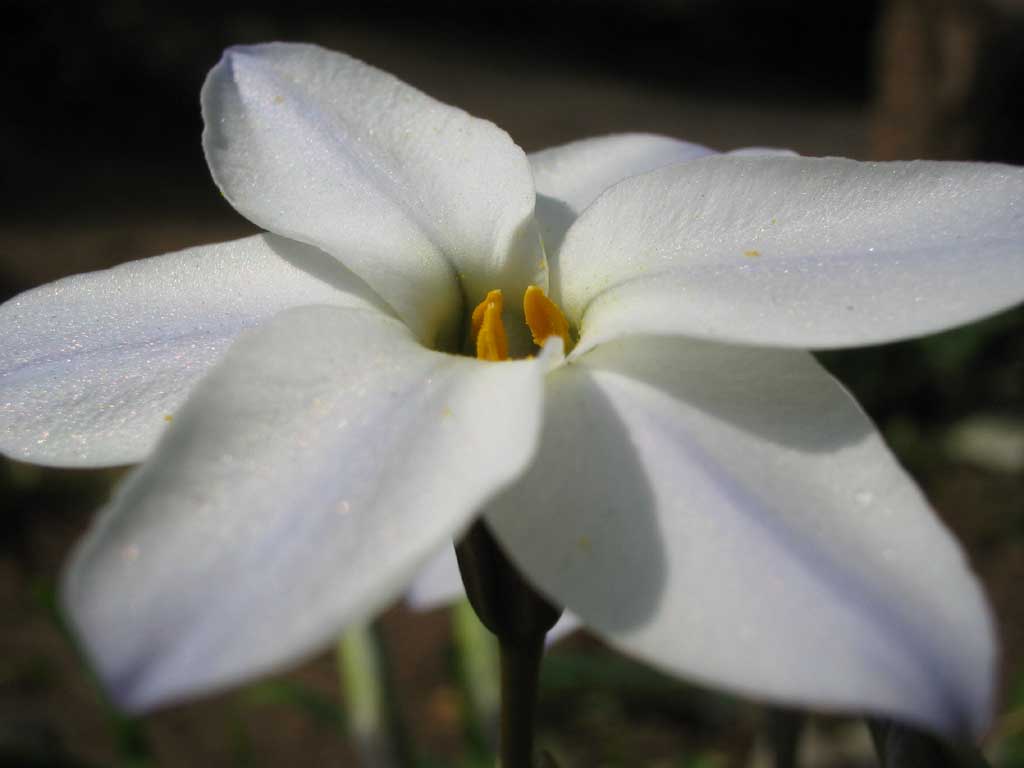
[[471, 289, 508, 361], [523, 285, 570, 349], [471, 289, 500, 341]]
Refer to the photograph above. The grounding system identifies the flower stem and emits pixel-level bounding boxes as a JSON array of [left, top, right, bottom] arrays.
[[868, 719, 991, 768], [337, 622, 416, 768], [498, 631, 546, 768], [452, 598, 500, 751], [455, 520, 562, 768], [769, 708, 803, 768]]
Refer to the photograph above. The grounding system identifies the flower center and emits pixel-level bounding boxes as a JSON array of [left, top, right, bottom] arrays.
[[471, 286, 570, 362]]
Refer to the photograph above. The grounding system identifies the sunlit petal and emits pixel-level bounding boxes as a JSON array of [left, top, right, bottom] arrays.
[[202, 43, 544, 346], [487, 336, 994, 736], [63, 306, 557, 711], [530, 134, 714, 284], [559, 156, 1024, 352], [0, 234, 384, 467]]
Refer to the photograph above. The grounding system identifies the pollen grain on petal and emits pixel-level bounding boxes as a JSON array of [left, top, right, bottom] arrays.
[[472, 290, 508, 362], [523, 285, 570, 349]]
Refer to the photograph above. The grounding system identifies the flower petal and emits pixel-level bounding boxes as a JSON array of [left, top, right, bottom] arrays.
[[530, 134, 714, 277], [405, 544, 581, 642], [63, 306, 556, 712], [486, 336, 995, 736], [726, 147, 798, 157], [202, 43, 544, 347], [0, 234, 384, 468], [558, 156, 1024, 352], [405, 543, 466, 612]]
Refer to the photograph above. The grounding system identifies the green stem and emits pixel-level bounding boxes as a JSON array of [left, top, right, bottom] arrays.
[[337, 622, 416, 768], [769, 708, 803, 768], [452, 598, 500, 752], [455, 520, 562, 768]]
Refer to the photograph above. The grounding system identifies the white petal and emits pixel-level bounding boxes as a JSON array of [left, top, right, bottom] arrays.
[[547, 612, 582, 644], [0, 234, 383, 468], [726, 147, 799, 157], [62, 306, 556, 712], [558, 156, 1024, 352], [530, 134, 713, 278], [486, 336, 994, 736], [202, 43, 544, 346], [406, 543, 466, 612]]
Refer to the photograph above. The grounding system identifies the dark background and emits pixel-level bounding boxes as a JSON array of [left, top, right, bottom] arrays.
[[2, 1, 1023, 766]]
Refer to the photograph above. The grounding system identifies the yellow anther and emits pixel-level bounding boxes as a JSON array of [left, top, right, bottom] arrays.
[[471, 289, 508, 361], [471, 289, 501, 341], [523, 285, 570, 349]]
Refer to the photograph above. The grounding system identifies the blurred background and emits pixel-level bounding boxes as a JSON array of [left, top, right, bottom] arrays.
[[1, 0, 1023, 765]]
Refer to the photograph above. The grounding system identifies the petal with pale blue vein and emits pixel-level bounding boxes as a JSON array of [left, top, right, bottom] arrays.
[[0, 234, 384, 467], [558, 156, 1024, 352], [202, 43, 544, 346], [63, 306, 554, 712], [486, 335, 994, 736]]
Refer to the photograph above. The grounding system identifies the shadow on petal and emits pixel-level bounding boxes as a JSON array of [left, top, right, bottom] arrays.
[[581, 335, 873, 454], [265, 234, 396, 319], [534, 193, 578, 292]]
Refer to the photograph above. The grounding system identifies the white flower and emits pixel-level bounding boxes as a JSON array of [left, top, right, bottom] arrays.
[[2, 42, 1022, 737]]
